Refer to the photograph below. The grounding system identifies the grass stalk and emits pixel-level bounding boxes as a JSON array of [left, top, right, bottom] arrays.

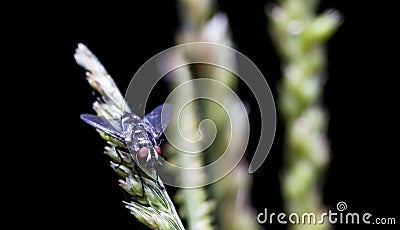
[[75, 44, 185, 230]]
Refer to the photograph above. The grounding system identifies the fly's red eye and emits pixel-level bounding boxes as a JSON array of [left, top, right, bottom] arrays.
[[154, 146, 163, 156], [137, 147, 149, 164]]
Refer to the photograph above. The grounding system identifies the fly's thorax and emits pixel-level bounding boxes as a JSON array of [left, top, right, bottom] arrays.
[[121, 112, 146, 144], [121, 112, 144, 131]]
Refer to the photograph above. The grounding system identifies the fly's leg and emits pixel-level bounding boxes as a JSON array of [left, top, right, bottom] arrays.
[[114, 146, 129, 169], [134, 163, 147, 199], [156, 172, 164, 190], [157, 138, 165, 146], [151, 164, 165, 190], [115, 146, 147, 200]]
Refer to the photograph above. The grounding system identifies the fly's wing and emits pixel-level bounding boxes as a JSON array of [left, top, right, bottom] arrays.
[[143, 103, 173, 139], [80, 114, 125, 144]]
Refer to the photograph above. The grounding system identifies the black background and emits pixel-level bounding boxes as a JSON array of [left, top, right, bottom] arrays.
[[4, 0, 399, 229]]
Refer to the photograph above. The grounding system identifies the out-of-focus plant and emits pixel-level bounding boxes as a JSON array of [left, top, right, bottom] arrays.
[[162, 0, 260, 229], [268, 0, 341, 229]]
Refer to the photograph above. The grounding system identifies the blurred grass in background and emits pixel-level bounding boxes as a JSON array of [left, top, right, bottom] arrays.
[[164, 0, 260, 229], [165, 0, 341, 229], [269, 0, 341, 229]]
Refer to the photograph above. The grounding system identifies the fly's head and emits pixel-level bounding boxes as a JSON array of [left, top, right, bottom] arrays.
[[136, 145, 163, 167]]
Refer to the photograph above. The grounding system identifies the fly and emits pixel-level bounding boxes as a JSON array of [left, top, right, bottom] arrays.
[[80, 103, 173, 169]]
